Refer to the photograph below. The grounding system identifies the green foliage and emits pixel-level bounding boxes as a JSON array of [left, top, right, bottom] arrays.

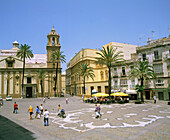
[[129, 60, 156, 102], [16, 44, 33, 97], [135, 100, 142, 104], [96, 46, 123, 97], [77, 63, 95, 80], [96, 46, 123, 68], [50, 50, 66, 97], [129, 60, 156, 82], [51, 50, 66, 63], [77, 63, 95, 95], [16, 44, 34, 59], [135, 84, 144, 93]]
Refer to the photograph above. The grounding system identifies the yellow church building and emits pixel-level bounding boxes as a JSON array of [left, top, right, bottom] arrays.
[[0, 27, 62, 98]]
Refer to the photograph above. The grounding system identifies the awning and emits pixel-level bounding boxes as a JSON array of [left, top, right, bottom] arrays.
[[91, 89, 98, 93], [126, 89, 137, 94]]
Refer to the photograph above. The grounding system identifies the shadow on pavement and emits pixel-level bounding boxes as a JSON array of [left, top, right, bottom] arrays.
[[0, 115, 35, 140]]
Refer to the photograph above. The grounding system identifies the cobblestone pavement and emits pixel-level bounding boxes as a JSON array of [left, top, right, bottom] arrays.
[[0, 95, 170, 140]]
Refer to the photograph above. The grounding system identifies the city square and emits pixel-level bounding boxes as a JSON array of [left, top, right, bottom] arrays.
[[0, 96, 170, 140], [0, 0, 170, 139]]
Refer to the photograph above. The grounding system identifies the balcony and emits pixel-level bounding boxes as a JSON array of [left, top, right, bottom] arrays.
[[120, 84, 128, 87], [113, 74, 118, 78], [153, 57, 162, 62], [155, 72, 164, 76], [155, 83, 164, 87], [121, 73, 126, 77]]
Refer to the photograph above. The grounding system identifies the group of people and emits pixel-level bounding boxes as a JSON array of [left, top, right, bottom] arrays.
[[28, 104, 49, 126]]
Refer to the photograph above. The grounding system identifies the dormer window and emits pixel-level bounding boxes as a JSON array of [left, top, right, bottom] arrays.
[[27, 77, 31, 84], [6, 57, 15, 68], [122, 67, 126, 75], [142, 53, 146, 61], [8, 62, 13, 67], [154, 50, 159, 60]]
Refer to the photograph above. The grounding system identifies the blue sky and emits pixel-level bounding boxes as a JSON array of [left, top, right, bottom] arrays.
[[0, 0, 170, 72]]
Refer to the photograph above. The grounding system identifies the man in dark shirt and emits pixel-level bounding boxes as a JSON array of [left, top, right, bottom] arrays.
[[13, 102, 18, 114]]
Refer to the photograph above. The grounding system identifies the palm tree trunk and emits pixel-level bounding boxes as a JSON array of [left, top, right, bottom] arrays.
[[141, 77, 144, 102], [40, 80, 43, 97], [22, 52, 25, 98], [108, 67, 111, 99], [83, 76, 85, 95], [54, 62, 58, 97]]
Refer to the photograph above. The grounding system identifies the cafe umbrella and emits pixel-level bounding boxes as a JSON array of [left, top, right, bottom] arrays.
[[92, 93, 109, 97], [111, 92, 128, 96]]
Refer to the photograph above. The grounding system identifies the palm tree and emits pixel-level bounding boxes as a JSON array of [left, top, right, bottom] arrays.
[[51, 50, 66, 97], [16, 44, 33, 98], [77, 63, 95, 96], [129, 60, 156, 102], [96, 46, 123, 98]]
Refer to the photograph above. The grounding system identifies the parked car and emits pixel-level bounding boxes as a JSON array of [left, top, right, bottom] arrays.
[[0, 96, 3, 105], [6, 95, 12, 101]]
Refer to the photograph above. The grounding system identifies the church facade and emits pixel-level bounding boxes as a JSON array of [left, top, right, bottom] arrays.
[[0, 27, 62, 98]]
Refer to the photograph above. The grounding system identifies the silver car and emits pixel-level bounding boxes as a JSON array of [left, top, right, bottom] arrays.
[[6, 95, 12, 101]]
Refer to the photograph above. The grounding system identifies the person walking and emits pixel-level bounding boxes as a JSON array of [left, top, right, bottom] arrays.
[[43, 97, 46, 103], [13, 102, 18, 114], [44, 109, 49, 126], [35, 106, 41, 119], [66, 98, 69, 104], [58, 104, 62, 115], [28, 105, 33, 120], [95, 104, 102, 118], [153, 95, 157, 104], [39, 104, 44, 116]]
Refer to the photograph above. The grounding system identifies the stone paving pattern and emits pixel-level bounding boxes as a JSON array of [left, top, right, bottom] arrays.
[[0, 95, 169, 140]]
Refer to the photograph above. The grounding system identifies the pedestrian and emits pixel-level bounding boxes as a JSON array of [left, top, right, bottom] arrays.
[[66, 98, 69, 104], [95, 104, 102, 118], [35, 106, 41, 119], [153, 94, 157, 104], [43, 97, 46, 103], [28, 105, 33, 120], [39, 104, 44, 116], [82, 94, 84, 102], [58, 104, 62, 115], [44, 109, 49, 126], [13, 102, 18, 114]]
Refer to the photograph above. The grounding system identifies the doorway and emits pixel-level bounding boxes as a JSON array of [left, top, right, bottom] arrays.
[[158, 92, 164, 100], [105, 86, 108, 94], [145, 91, 150, 99], [26, 87, 32, 98]]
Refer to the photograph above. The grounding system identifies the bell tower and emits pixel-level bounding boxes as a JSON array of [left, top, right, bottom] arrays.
[[46, 26, 61, 68]]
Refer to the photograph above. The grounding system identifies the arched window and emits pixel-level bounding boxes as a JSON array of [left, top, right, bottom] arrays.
[[100, 71, 104, 80], [52, 37, 55, 45], [105, 70, 109, 80]]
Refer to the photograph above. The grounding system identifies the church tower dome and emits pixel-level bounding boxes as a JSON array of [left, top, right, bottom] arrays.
[[46, 26, 61, 68], [12, 41, 19, 50]]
